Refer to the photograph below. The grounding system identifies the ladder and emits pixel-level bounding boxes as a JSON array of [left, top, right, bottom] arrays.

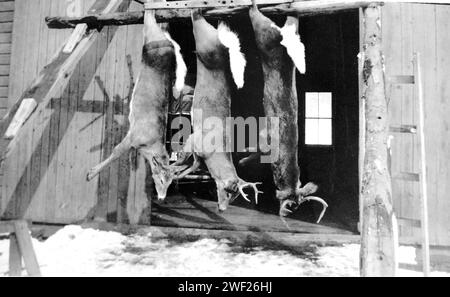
[[387, 52, 430, 276]]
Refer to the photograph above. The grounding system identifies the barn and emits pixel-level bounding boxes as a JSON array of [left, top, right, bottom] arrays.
[[0, 0, 449, 275]]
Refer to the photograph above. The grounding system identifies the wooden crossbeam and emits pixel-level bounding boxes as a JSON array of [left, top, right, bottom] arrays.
[[0, 0, 132, 162], [144, 0, 294, 9], [46, 0, 382, 29]]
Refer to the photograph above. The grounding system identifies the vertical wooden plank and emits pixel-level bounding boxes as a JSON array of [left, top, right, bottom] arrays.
[[53, 0, 69, 222], [7, 0, 27, 105], [433, 5, 450, 247], [73, 0, 98, 222], [8, 233, 22, 276], [126, 0, 150, 225], [2, 0, 27, 219], [117, 25, 137, 224], [96, 25, 118, 222], [27, 0, 47, 221], [399, 4, 416, 239], [381, 2, 404, 237], [33, 0, 53, 222], [20, 0, 41, 220], [13, 220, 41, 276], [92, 26, 109, 222], [106, 25, 123, 223], [43, 0, 65, 223]]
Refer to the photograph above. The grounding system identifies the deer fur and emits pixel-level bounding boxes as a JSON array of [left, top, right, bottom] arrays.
[[249, 2, 327, 221], [86, 13, 187, 200], [177, 10, 260, 211]]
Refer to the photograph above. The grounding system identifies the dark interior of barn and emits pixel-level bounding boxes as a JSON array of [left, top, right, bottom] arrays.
[[152, 9, 360, 234]]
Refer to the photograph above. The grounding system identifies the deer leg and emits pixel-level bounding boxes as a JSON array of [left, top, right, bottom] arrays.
[[87, 134, 132, 181]]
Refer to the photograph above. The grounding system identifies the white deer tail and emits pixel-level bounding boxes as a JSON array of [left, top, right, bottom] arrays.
[[271, 22, 306, 74], [217, 22, 246, 89], [164, 33, 187, 92]]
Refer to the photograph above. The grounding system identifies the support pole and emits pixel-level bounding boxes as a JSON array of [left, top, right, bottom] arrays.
[[360, 4, 397, 277]]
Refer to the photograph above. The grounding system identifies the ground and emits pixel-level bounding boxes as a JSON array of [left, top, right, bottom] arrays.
[[0, 225, 448, 277]]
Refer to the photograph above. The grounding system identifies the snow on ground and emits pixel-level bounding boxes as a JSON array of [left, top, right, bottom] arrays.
[[0, 225, 449, 277]]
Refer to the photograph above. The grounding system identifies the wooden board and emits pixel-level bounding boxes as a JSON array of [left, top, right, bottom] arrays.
[[0, 23, 12, 33], [0, 54, 10, 64]]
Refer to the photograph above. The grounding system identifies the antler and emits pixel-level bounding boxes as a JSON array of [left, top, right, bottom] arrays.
[[174, 153, 201, 180], [279, 182, 328, 223], [237, 181, 263, 204], [298, 196, 328, 224]]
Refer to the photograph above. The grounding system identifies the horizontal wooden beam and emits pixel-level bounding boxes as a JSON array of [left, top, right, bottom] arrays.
[[46, 0, 382, 28]]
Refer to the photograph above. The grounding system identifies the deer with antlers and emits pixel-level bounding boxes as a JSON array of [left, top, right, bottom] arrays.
[[175, 10, 261, 212], [249, 1, 328, 222], [86, 12, 188, 200]]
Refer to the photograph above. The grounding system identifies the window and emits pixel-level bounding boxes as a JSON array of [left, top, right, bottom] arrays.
[[305, 92, 332, 145]]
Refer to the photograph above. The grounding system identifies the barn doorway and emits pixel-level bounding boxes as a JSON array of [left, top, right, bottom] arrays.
[[152, 10, 360, 234]]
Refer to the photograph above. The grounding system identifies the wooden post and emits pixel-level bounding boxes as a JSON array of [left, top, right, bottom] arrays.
[[360, 4, 397, 277], [1, 220, 41, 276]]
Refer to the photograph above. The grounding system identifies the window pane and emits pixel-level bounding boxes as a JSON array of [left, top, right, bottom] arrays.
[[318, 92, 332, 118], [305, 119, 319, 145], [305, 92, 319, 118], [318, 119, 332, 145]]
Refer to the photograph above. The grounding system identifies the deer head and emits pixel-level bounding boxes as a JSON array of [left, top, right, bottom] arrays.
[[150, 156, 188, 200]]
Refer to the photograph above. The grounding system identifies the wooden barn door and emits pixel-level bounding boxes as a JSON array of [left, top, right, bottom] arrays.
[[0, 0, 151, 225]]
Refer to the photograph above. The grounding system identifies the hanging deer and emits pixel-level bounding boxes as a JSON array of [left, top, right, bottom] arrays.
[[86, 12, 188, 200], [175, 9, 261, 212], [249, 1, 328, 222]]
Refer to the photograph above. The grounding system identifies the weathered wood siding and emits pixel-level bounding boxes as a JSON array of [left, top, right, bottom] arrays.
[[1, 0, 148, 224], [0, 0, 14, 212], [382, 3, 450, 246], [0, 0, 14, 117]]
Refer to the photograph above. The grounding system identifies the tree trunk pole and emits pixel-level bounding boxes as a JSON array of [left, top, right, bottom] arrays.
[[45, 1, 382, 28], [360, 4, 397, 277]]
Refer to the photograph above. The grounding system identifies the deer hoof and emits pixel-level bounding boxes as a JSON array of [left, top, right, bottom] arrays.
[[86, 168, 97, 181]]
